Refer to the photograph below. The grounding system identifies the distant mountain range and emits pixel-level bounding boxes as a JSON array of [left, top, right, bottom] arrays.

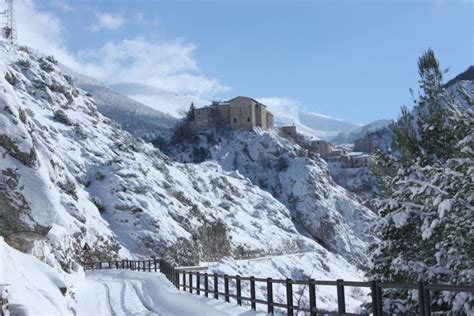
[[109, 82, 210, 118], [445, 65, 474, 87], [107, 81, 365, 140], [330, 119, 393, 145], [65, 66, 474, 148], [59, 67, 178, 141]]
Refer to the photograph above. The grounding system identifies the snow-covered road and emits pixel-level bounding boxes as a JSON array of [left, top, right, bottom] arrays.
[[73, 270, 264, 316]]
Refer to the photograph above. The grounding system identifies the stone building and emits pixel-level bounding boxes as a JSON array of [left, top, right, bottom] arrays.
[[187, 96, 274, 133], [280, 125, 297, 140], [341, 152, 375, 168], [309, 140, 333, 157]]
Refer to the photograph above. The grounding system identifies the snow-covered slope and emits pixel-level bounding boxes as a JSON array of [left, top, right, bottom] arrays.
[[298, 112, 360, 136], [170, 131, 375, 263], [109, 82, 209, 118], [0, 44, 373, 311], [0, 238, 72, 315], [330, 119, 392, 145], [268, 105, 360, 140], [57, 69, 178, 142], [78, 83, 177, 141], [209, 253, 368, 313]]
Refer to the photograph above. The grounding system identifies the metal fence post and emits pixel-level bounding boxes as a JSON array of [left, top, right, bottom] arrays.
[[424, 287, 431, 316], [336, 279, 346, 315], [224, 275, 230, 302], [205, 273, 209, 297], [189, 272, 193, 293], [250, 276, 256, 310], [375, 282, 383, 316], [214, 274, 219, 299], [182, 271, 186, 291], [286, 278, 294, 316], [418, 282, 425, 316], [197, 272, 201, 295], [370, 281, 378, 316], [267, 278, 274, 314], [236, 275, 242, 306], [309, 279, 316, 316]]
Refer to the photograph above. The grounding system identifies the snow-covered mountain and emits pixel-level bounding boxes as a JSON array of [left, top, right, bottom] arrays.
[[330, 119, 393, 145], [169, 131, 375, 263], [109, 82, 210, 118], [106, 83, 360, 140], [445, 65, 474, 87], [0, 45, 374, 312], [78, 83, 177, 141], [298, 112, 360, 136], [57, 69, 178, 142], [266, 105, 361, 140]]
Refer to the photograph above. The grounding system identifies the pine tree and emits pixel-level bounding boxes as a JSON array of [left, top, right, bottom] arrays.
[[367, 49, 474, 314], [186, 102, 196, 122]]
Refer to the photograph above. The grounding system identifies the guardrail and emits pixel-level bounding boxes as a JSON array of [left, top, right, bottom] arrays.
[[84, 259, 159, 272], [83, 259, 473, 315], [159, 260, 474, 316]]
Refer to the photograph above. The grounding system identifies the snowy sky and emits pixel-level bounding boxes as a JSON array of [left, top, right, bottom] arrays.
[[8, 0, 473, 124]]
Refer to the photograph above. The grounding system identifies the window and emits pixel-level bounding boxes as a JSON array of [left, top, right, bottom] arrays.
[[247, 117, 250, 122], [233, 118, 237, 123]]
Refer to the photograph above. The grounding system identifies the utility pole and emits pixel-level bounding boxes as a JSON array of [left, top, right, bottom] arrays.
[[1, 0, 16, 46]]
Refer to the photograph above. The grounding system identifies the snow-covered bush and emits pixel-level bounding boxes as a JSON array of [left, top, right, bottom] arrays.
[[53, 109, 72, 125], [197, 219, 231, 262], [90, 197, 105, 213]]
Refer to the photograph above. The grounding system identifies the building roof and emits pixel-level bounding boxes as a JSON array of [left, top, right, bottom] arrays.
[[228, 96, 266, 107]]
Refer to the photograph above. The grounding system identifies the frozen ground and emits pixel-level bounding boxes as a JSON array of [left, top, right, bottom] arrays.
[[73, 270, 264, 316]]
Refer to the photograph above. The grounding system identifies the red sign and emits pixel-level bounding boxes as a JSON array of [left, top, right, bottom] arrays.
[[81, 242, 93, 266]]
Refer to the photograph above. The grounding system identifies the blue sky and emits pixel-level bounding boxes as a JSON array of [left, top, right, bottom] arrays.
[[14, 0, 473, 124]]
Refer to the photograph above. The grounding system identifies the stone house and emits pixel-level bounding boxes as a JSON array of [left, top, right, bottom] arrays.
[[310, 140, 333, 157], [187, 96, 274, 134], [341, 152, 374, 168], [280, 125, 297, 140]]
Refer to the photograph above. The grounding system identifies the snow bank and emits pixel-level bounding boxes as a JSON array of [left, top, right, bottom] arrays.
[[0, 238, 72, 315]]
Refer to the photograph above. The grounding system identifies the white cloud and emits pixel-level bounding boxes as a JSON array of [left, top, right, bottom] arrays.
[[89, 12, 126, 32], [257, 97, 301, 122], [77, 38, 230, 96], [15, 0, 228, 98], [16, 0, 81, 69]]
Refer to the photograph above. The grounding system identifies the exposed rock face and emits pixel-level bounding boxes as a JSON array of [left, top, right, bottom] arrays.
[[170, 131, 375, 264]]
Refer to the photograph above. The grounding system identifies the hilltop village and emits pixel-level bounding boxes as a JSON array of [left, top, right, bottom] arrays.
[[186, 96, 375, 168]]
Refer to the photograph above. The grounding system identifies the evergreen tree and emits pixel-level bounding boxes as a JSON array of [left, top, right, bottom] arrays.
[[367, 49, 474, 314], [186, 102, 196, 122]]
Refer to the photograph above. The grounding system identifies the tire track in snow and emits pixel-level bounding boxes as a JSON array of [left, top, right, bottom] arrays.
[[129, 281, 160, 315], [102, 281, 117, 316]]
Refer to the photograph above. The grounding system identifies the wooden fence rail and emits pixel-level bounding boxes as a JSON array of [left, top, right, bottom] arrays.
[[159, 259, 474, 316], [83, 259, 158, 272], [84, 259, 474, 315]]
